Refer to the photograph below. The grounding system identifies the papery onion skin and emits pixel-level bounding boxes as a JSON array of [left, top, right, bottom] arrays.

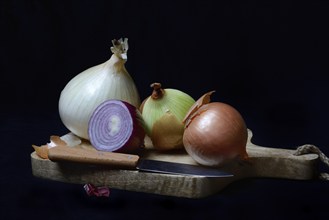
[[59, 38, 140, 140], [151, 111, 185, 150], [88, 100, 145, 153], [183, 92, 248, 167]]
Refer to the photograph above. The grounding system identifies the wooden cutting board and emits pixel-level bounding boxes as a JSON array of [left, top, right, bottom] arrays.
[[31, 130, 319, 198]]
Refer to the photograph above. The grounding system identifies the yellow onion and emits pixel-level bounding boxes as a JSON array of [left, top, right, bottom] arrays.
[[182, 91, 248, 166], [140, 83, 195, 150]]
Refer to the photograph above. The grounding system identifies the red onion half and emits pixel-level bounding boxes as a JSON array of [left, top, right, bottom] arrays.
[[88, 100, 145, 153], [182, 91, 248, 167]]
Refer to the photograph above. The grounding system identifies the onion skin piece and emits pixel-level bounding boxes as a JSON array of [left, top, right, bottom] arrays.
[[88, 100, 145, 153], [183, 91, 215, 127], [151, 111, 185, 150], [183, 92, 248, 167]]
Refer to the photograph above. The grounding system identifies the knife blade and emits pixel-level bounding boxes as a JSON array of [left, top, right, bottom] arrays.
[[48, 146, 233, 178]]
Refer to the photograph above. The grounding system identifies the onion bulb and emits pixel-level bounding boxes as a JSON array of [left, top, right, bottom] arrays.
[[182, 91, 248, 166], [59, 38, 141, 140], [88, 100, 145, 153], [140, 83, 195, 150]]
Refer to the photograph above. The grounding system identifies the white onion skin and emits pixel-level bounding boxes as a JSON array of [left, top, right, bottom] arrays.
[[183, 102, 248, 167]]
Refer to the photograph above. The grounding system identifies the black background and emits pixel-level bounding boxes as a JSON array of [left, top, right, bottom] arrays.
[[1, 0, 329, 219]]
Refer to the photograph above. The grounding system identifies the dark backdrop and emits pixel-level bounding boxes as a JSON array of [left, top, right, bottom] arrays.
[[1, 1, 328, 219]]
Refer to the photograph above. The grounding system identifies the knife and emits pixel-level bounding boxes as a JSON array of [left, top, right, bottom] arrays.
[[47, 146, 233, 178]]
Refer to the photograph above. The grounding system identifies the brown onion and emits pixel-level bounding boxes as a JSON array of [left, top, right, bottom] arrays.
[[182, 91, 248, 167]]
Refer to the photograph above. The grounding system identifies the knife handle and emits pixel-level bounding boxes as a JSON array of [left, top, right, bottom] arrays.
[[48, 147, 140, 169]]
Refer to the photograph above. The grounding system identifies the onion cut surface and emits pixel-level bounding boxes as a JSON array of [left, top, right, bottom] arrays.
[[88, 100, 145, 153]]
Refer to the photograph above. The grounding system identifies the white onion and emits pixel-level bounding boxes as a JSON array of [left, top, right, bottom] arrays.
[[59, 38, 140, 140]]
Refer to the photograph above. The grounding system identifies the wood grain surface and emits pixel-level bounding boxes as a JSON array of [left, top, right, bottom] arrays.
[[31, 130, 319, 198]]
